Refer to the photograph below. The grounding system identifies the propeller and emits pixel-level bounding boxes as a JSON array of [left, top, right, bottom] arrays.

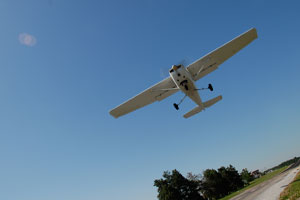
[[176, 58, 190, 67], [159, 57, 191, 78]]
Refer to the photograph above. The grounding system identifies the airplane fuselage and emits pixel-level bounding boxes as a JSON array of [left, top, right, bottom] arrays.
[[169, 65, 203, 106]]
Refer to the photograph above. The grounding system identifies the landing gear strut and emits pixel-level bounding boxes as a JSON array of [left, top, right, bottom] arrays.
[[195, 83, 214, 91], [173, 94, 187, 110], [173, 83, 213, 110]]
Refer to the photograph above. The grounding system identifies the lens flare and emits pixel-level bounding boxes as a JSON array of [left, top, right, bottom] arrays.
[[18, 33, 37, 47]]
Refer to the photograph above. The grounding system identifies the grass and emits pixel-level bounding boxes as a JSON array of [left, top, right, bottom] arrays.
[[219, 166, 288, 200], [280, 169, 300, 200]]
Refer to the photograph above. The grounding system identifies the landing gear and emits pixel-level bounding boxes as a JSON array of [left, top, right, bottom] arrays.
[[173, 103, 179, 110], [195, 83, 214, 91], [208, 84, 213, 91], [173, 94, 187, 110]]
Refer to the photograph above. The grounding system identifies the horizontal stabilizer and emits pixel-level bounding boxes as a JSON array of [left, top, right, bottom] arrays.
[[183, 95, 222, 118]]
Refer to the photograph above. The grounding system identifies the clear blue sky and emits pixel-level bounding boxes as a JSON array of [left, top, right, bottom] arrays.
[[1, 1, 300, 200]]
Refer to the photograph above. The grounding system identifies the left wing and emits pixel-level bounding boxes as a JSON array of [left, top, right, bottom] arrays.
[[109, 77, 178, 118], [187, 28, 258, 81]]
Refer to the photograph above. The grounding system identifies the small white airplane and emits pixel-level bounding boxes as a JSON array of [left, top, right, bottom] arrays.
[[110, 28, 258, 118]]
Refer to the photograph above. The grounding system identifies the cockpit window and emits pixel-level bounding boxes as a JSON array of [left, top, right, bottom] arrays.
[[169, 69, 174, 73]]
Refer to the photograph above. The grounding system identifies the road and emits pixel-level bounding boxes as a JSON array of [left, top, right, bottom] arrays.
[[230, 166, 300, 200]]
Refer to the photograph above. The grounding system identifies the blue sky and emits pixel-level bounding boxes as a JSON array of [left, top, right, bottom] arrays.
[[1, 1, 300, 200]]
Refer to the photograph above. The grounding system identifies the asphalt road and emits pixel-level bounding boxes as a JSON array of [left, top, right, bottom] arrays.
[[230, 166, 300, 200]]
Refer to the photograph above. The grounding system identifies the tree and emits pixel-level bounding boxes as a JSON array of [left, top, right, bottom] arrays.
[[218, 165, 244, 193], [201, 169, 225, 199], [240, 168, 254, 185], [154, 169, 204, 200], [201, 165, 244, 199]]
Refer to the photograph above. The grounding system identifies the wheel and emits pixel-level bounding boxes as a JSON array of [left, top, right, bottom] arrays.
[[173, 103, 179, 110], [208, 84, 213, 91]]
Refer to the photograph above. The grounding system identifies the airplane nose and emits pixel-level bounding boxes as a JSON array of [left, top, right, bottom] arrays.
[[172, 65, 178, 71]]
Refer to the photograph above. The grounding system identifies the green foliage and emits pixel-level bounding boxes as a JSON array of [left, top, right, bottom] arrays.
[[280, 171, 300, 200], [154, 165, 245, 200], [240, 168, 254, 185], [218, 165, 244, 192], [154, 169, 204, 200], [201, 169, 225, 199], [220, 166, 288, 200], [201, 165, 244, 199], [266, 157, 299, 172], [154, 159, 297, 200]]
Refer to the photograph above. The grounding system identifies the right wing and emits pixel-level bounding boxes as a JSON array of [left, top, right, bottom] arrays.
[[109, 77, 179, 118], [187, 28, 258, 81]]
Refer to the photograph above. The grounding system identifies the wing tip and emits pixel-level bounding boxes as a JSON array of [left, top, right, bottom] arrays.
[[249, 27, 258, 39], [109, 110, 119, 119]]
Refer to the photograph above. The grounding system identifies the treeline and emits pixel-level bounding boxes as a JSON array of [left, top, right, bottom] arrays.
[[266, 157, 299, 172], [154, 157, 300, 200], [154, 165, 254, 200]]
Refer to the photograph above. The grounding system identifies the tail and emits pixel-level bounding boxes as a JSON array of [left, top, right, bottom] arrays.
[[183, 95, 222, 118]]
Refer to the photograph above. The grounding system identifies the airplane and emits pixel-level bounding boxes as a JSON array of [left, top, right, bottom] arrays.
[[109, 28, 258, 119]]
